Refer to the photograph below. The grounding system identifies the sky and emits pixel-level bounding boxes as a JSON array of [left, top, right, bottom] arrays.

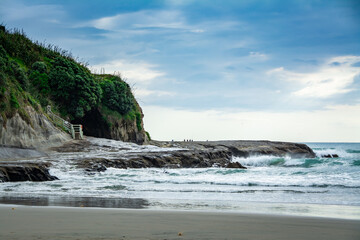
[[1, 0, 360, 142]]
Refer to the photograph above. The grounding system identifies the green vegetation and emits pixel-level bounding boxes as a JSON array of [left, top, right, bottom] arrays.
[[145, 131, 151, 141], [99, 75, 133, 115], [0, 25, 145, 137]]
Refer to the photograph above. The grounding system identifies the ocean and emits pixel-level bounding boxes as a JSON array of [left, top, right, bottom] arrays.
[[1, 138, 360, 219]]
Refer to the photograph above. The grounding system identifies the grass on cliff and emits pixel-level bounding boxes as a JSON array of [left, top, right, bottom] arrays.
[[0, 25, 144, 133]]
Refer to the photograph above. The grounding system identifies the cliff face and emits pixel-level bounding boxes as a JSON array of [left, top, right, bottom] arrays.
[[0, 106, 71, 149], [75, 105, 148, 145], [107, 114, 147, 144]]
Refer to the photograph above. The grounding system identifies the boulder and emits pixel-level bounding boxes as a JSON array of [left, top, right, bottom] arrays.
[[225, 162, 247, 169], [0, 163, 58, 182], [321, 154, 339, 158]]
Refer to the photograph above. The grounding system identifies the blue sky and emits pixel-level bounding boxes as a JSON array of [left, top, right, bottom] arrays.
[[1, 0, 360, 141]]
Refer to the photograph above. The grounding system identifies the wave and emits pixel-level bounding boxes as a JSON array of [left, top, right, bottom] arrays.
[[100, 177, 360, 189], [128, 189, 329, 194], [353, 160, 360, 166], [232, 155, 325, 168], [347, 150, 360, 154], [313, 148, 353, 158], [232, 155, 287, 167]]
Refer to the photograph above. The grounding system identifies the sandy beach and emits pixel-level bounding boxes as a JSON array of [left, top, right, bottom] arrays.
[[0, 206, 359, 240]]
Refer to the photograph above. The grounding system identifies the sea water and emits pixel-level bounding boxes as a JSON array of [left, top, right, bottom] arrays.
[[1, 139, 359, 219]]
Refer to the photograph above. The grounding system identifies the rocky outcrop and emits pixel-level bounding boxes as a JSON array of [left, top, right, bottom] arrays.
[[150, 140, 316, 159], [0, 106, 71, 150], [77, 149, 239, 172], [0, 162, 58, 182], [72, 139, 315, 172]]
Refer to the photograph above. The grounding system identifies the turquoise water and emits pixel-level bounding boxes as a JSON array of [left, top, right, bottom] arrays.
[[0, 139, 359, 219]]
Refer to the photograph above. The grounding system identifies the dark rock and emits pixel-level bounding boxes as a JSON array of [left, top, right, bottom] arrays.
[[225, 162, 247, 169], [0, 163, 58, 182], [150, 140, 316, 159], [321, 154, 339, 158], [77, 149, 232, 172]]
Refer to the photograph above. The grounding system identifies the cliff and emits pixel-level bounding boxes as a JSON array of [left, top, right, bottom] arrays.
[[0, 26, 148, 148], [0, 105, 70, 149]]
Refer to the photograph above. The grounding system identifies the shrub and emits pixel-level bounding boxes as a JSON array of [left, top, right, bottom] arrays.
[[10, 90, 19, 109], [0, 44, 7, 58], [48, 57, 101, 118], [29, 71, 50, 95], [135, 111, 142, 131], [11, 60, 29, 89], [146, 131, 151, 141], [27, 94, 39, 110], [0, 45, 7, 71], [31, 61, 47, 73], [0, 71, 6, 86], [0, 86, 5, 99], [100, 76, 134, 115], [0, 57, 6, 70]]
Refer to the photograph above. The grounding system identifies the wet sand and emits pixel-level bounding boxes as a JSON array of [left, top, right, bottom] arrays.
[[0, 206, 359, 240]]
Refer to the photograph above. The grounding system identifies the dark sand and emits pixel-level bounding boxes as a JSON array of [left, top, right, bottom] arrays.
[[0, 206, 359, 240]]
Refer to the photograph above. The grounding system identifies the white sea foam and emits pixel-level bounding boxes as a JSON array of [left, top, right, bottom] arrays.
[[231, 155, 290, 167], [314, 148, 352, 158], [87, 137, 184, 153]]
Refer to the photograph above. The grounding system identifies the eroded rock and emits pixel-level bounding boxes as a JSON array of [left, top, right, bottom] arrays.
[[0, 162, 58, 182]]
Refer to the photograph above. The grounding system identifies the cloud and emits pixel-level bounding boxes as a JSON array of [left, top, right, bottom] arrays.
[[268, 56, 360, 98], [90, 10, 185, 31], [91, 59, 172, 99], [85, 9, 238, 37], [134, 89, 175, 98], [91, 59, 165, 84], [249, 51, 268, 61], [190, 29, 205, 33], [143, 104, 360, 142], [0, 1, 65, 22]]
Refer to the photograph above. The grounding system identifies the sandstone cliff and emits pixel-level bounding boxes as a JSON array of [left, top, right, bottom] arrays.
[[0, 106, 71, 150]]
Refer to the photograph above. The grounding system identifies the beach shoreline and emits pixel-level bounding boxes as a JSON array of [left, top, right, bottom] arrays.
[[1, 195, 360, 220], [0, 205, 359, 240]]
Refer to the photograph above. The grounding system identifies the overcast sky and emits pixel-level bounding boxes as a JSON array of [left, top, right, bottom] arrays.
[[1, 0, 360, 142]]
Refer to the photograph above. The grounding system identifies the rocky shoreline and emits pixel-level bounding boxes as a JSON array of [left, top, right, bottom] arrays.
[[0, 138, 316, 182]]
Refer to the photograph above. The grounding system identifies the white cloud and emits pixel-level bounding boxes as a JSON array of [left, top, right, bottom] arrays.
[[134, 89, 175, 98], [0, 1, 64, 22], [142, 104, 360, 142], [268, 56, 360, 98], [190, 29, 205, 33], [86, 9, 240, 37], [249, 51, 268, 61], [91, 59, 172, 99], [91, 59, 165, 84], [90, 10, 185, 31]]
